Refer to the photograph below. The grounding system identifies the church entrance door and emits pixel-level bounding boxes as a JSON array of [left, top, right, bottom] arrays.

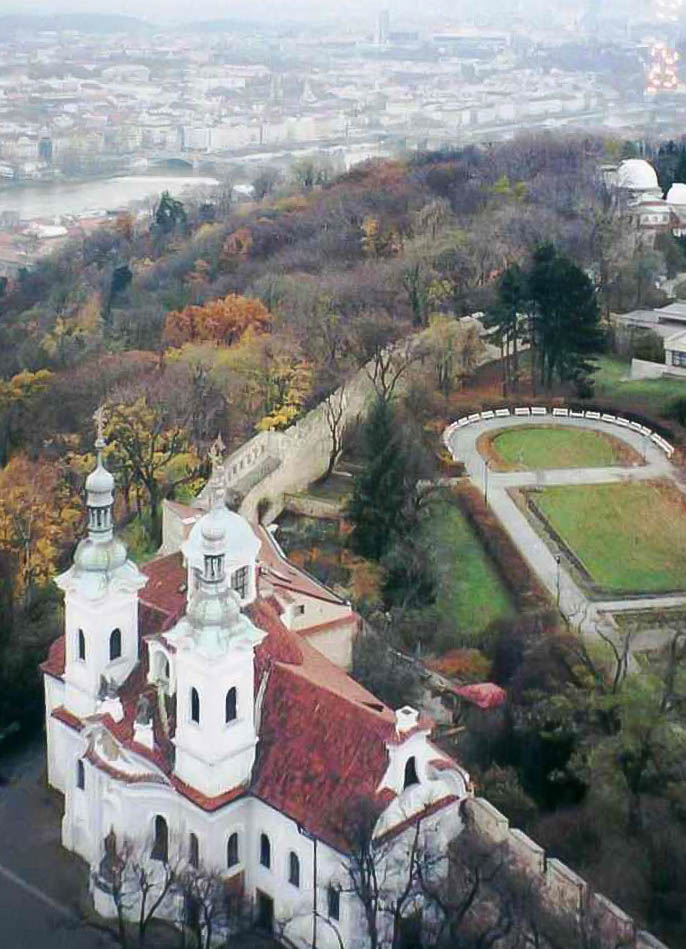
[[256, 890, 274, 933]]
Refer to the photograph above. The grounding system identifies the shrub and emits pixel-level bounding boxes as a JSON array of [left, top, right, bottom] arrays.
[[665, 396, 686, 427], [452, 483, 551, 613]]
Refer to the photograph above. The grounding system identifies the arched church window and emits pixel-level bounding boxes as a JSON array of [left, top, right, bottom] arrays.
[[288, 851, 300, 887], [76, 758, 85, 790], [190, 687, 200, 724], [231, 566, 249, 600], [189, 832, 199, 869], [78, 629, 86, 661], [260, 833, 271, 869], [403, 756, 419, 790], [225, 687, 237, 723], [152, 815, 168, 862], [327, 884, 340, 921], [109, 628, 121, 661], [227, 832, 239, 868]]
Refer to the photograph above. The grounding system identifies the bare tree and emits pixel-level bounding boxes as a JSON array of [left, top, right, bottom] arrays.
[[322, 383, 347, 480], [176, 865, 243, 949], [95, 830, 182, 949]]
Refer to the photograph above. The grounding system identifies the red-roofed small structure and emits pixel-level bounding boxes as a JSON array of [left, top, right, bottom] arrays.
[[453, 683, 507, 710]]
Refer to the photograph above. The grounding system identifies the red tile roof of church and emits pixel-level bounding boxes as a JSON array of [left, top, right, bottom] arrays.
[[43, 531, 459, 851], [41, 635, 66, 679], [140, 552, 187, 627]]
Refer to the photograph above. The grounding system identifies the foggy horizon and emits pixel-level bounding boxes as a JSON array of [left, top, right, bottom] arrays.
[[0, 0, 656, 27]]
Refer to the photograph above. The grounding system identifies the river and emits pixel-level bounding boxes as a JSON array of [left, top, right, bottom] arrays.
[[0, 175, 220, 222]]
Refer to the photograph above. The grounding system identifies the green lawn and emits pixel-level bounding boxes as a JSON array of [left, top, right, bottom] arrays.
[[593, 355, 686, 416], [490, 425, 622, 470], [427, 500, 514, 642], [533, 480, 686, 594]]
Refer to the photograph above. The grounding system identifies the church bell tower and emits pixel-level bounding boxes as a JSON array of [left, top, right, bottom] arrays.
[[56, 408, 147, 719]]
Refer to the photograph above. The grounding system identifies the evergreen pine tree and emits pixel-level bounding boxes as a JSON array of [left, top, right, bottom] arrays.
[[346, 398, 409, 561], [528, 244, 603, 389]]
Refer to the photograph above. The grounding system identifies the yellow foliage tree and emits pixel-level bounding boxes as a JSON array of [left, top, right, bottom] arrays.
[[102, 398, 201, 544], [0, 369, 53, 465], [256, 360, 314, 431], [0, 455, 82, 604], [360, 215, 402, 258]]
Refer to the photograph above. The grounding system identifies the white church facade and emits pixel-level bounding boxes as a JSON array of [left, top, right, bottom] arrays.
[[42, 433, 470, 947]]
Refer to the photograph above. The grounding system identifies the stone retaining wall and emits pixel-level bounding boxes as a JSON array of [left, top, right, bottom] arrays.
[[466, 798, 668, 949]]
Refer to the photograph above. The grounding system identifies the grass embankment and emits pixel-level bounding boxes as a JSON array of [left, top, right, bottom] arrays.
[[426, 498, 514, 642], [533, 480, 686, 594], [593, 355, 686, 417], [485, 425, 634, 471]]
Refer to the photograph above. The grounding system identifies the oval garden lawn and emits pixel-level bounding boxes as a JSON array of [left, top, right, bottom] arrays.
[[487, 425, 635, 471], [532, 480, 686, 594]]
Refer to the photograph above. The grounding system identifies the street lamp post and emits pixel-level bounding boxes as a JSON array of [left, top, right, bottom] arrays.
[[297, 822, 318, 949], [484, 459, 490, 506], [555, 553, 561, 607]]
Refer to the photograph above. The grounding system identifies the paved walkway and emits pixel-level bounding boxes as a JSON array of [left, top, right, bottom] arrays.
[[446, 414, 684, 644], [0, 738, 118, 949]]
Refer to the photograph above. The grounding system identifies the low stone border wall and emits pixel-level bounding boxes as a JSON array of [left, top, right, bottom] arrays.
[[282, 493, 344, 520], [443, 406, 675, 459], [466, 797, 668, 949]]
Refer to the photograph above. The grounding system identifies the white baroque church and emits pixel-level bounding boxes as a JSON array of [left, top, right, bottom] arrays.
[[42, 432, 470, 947]]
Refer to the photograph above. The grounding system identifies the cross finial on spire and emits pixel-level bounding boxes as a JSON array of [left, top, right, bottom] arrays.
[[208, 433, 225, 472], [93, 405, 107, 445], [207, 434, 226, 510]]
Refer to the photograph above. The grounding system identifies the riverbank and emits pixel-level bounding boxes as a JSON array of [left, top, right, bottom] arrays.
[[0, 174, 220, 222]]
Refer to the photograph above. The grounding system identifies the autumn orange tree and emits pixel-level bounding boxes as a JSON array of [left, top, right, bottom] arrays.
[[0, 454, 82, 606], [163, 293, 271, 348]]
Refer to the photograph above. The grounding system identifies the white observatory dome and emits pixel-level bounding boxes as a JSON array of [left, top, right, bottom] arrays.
[[617, 159, 660, 192], [667, 182, 686, 206]]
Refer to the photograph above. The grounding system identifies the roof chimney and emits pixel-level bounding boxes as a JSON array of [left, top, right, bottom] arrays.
[[395, 706, 419, 735]]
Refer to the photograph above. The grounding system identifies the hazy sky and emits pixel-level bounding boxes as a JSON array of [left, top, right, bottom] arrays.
[[0, 0, 451, 24], [0, 0, 652, 25]]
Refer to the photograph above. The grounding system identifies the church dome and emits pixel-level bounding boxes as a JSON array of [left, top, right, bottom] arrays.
[[73, 536, 128, 573], [617, 159, 659, 191], [667, 182, 686, 205], [187, 585, 241, 632], [85, 462, 114, 496], [184, 505, 261, 569]]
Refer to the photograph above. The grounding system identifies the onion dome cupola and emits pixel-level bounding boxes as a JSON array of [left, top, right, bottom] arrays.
[[183, 506, 263, 658], [72, 407, 128, 577], [181, 435, 260, 605], [85, 432, 115, 541]]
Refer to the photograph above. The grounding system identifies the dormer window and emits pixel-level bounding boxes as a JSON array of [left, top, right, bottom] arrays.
[[190, 688, 200, 724], [78, 629, 86, 661], [403, 756, 419, 789], [231, 566, 248, 599]]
